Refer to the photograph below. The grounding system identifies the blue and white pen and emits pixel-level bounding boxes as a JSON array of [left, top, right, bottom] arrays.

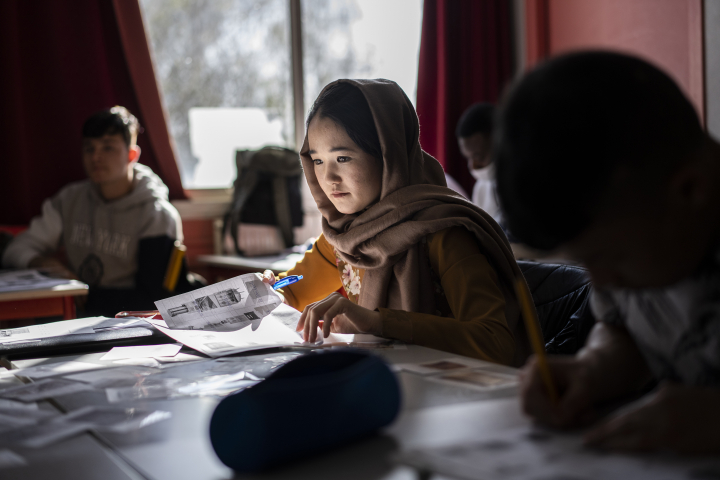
[[272, 275, 303, 290]]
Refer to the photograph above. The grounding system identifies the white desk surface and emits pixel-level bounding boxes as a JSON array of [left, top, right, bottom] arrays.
[[4, 345, 524, 480], [0, 280, 89, 302], [197, 253, 305, 273]]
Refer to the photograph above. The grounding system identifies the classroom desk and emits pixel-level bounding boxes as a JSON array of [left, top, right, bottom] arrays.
[[197, 253, 305, 282], [0, 280, 89, 321], [0, 365, 146, 480], [3, 345, 522, 480]]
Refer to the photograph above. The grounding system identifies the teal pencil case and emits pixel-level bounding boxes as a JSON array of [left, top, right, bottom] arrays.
[[209, 349, 401, 472]]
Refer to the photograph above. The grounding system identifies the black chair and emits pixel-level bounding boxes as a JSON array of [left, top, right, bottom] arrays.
[[518, 261, 595, 355]]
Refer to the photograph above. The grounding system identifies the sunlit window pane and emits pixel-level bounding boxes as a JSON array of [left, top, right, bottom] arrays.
[[302, 0, 423, 111], [140, 0, 293, 188]]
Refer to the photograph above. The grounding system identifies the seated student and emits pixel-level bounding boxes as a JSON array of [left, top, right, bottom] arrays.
[[444, 173, 469, 199], [495, 51, 720, 453], [456, 103, 501, 222], [262, 79, 538, 366], [2, 106, 187, 317]]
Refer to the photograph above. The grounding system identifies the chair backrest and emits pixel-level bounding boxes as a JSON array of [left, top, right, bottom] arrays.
[[518, 261, 595, 355], [162, 241, 187, 292]]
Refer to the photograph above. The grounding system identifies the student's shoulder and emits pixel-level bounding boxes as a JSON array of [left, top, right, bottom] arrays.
[[149, 197, 181, 221], [426, 226, 486, 274], [313, 233, 337, 263], [131, 166, 179, 219], [427, 226, 479, 254]]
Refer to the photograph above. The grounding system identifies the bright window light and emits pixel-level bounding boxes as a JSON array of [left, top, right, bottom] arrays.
[[141, 0, 423, 190]]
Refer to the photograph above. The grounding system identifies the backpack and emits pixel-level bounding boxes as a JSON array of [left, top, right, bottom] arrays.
[[223, 146, 304, 256]]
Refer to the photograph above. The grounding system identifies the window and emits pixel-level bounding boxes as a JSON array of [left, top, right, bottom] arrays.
[[141, 0, 422, 190], [140, 0, 293, 189], [302, 0, 423, 112]]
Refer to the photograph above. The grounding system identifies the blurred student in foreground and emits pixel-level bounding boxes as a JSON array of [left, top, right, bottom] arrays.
[[457, 103, 501, 222], [496, 51, 720, 453], [2, 106, 190, 316]]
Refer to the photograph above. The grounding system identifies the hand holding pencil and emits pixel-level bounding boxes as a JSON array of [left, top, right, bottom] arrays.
[[515, 277, 597, 428]]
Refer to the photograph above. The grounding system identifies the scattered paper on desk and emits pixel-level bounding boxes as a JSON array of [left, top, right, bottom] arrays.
[[155, 352, 206, 365], [0, 398, 38, 411], [92, 318, 151, 332], [206, 353, 302, 377], [397, 426, 719, 480], [0, 378, 93, 402], [175, 371, 260, 397], [65, 366, 157, 389], [0, 269, 70, 293], [11, 361, 108, 380], [100, 344, 182, 361], [113, 358, 163, 368], [0, 407, 56, 422], [4, 421, 90, 449], [0, 449, 27, 468], [330, 342, 407, 350], [323, 333, 389, 344], [147, 303, 304, 357], [154, 273, 282, 331], [395, 357, 485, 376], [0, 316, 144, 345], [105, 379, 188, 403], [59, 406, 171, 433], [429, 369, 518, 390], [0, 412, 37, 432]]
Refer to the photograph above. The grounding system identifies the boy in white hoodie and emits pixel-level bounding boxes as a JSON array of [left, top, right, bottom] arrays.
[[3, 106, 187, 316], [456, 103, 501, 222]]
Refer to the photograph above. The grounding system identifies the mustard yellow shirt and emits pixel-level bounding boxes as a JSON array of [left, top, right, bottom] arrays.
[[279, 227, 515, 365]]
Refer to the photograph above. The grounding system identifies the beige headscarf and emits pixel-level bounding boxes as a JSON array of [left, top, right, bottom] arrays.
[[300, 78, 537, 366]]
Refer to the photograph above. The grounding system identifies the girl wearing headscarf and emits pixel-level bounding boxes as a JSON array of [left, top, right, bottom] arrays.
[[263, 79, 536, 366]]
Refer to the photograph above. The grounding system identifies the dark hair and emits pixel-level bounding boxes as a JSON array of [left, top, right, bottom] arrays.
[[306, 82, 382, 159], [456, 103, 495, 138], [82, 106, 140, 147], [494, 51, 704, 250]]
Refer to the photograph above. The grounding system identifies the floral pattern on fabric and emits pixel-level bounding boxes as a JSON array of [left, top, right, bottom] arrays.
[[333, 238, 453, 316], [334, 249, 364, 304]]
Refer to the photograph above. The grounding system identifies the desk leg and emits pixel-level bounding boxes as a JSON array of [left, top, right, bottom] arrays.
[[62, 297, 76, 320]]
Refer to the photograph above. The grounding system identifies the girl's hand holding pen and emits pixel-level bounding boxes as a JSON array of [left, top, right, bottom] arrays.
[[261, 270, 289, 305], [261, 270, 277, 286]]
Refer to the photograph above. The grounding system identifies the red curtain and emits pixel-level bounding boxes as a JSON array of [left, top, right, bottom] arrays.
[[416, 0, 513, 196], [525, 0, 550, 70], [0, 0, 185, 226]]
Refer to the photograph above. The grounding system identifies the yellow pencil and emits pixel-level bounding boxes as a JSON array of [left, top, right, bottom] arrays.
[[163, 242, 187, 292], [514, 277, 559, 405]]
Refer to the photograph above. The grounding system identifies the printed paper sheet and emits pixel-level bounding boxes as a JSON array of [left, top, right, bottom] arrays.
[[155, 273, 282, 331], [147, 303, 303, 357], [0, 269, 70, 293], [0, 317, 151, 345]]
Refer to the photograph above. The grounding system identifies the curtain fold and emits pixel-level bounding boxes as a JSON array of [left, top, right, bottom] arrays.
[[0, 0, 185, 226], [525, 0, 550, 69], [416, 0, 513, 196]]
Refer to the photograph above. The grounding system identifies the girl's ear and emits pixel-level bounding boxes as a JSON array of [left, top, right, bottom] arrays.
[[128, 145, 141, 163]]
